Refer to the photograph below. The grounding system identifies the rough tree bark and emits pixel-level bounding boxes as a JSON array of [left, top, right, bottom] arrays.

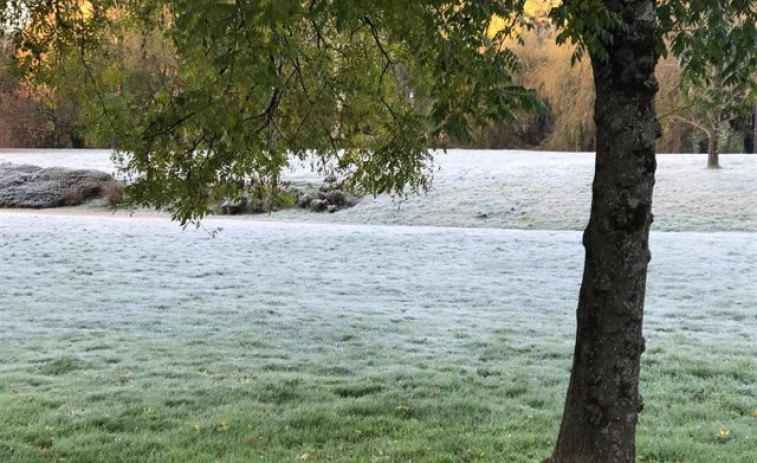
[[545, 1, 660, 462]]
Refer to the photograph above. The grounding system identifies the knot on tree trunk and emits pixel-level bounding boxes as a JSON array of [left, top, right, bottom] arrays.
[[586, 403, 606, 426]]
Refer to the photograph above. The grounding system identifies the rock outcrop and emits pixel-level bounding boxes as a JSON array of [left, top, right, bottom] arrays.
[[0, 163, 119, 208]]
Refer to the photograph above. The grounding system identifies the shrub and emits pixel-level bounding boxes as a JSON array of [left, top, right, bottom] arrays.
[[102, 180, 125, 207], [61, 180, 106, 206]]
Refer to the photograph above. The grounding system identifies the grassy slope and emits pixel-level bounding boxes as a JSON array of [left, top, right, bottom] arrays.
[[0, 209, 755, 463]]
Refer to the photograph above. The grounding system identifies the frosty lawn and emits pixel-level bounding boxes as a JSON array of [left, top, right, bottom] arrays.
[[1, 212, 755, 463], [0, 150, 755, 463], [2, 149, 756, 232]]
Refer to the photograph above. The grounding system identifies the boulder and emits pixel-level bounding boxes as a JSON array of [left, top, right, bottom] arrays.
[[0, 164, 116, 208], [219, 198, 248, 215], [326, 190, 346, 207], [310, 199, 327, 212], [297, 193, 313, 209]]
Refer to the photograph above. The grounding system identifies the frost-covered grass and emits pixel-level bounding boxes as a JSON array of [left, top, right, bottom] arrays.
[[0, 149, 755, 462], [1, 149, 756, 231], [0, 208, 755, 463]]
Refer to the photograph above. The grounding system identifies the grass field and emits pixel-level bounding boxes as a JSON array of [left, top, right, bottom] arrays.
[[2, 149, 756, 232], [0, 150, 755, 463]]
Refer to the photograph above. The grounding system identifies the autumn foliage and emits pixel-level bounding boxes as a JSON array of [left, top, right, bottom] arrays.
[[0, 2, 753, 153]]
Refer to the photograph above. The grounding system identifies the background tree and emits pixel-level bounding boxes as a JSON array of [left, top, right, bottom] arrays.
[[673, 1, 757, 159], [674, 67, 754, 168], [753, 103, 757, 153], [2, 1, 750, 155], [662, 4, 757, 168], [0, 36, 79, 147], [0, 1, 179, 148], [501, 24, 597, 152], [2, 1, 756, 463], [451, 1, 752, 156], [655, 54, 698, 153], [0, 39, 43, 147]]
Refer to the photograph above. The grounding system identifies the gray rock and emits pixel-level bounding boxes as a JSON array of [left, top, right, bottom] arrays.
[[297, 193, 313, 208], [327, 204, 338, 213], [326, 190, 346, 207], [0, 164, 115, 208], [310, 199, 327, 212], [219, 198, 248, 215]]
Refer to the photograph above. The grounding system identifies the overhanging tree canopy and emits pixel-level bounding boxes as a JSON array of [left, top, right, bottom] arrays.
[[3, 0, 539, 223]]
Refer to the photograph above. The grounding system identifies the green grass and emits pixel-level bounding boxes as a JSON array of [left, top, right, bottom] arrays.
[[0, 321, 754, 463], [0, 323, 559, 463], [0, 217, 754, 463]]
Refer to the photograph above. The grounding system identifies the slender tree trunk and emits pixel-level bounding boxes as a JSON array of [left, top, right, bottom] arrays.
[[752, 103, 757, 154], [546, 1, 660, 462], [708, 117, 720, 169]]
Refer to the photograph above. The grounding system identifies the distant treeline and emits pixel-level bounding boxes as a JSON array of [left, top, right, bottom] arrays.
[[1, 29, 754, 153]]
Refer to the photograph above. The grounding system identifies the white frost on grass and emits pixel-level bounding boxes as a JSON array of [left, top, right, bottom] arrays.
[[1, 149, 755, 231], [0, 149, 119, 175], [282, 151, 757, 232], [0, 148, 754, 461], [0, 212, 753, 372]]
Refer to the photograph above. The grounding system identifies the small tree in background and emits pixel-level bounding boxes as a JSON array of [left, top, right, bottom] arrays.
[[753, 103, 757, 154], [665, 2, 757, 167], [669, 64, 755, 168]]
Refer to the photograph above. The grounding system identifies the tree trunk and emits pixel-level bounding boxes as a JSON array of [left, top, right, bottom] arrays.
[[752, 103, 757, 154], [546, 1, 660, 462], [708, 117, 720, 169]]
